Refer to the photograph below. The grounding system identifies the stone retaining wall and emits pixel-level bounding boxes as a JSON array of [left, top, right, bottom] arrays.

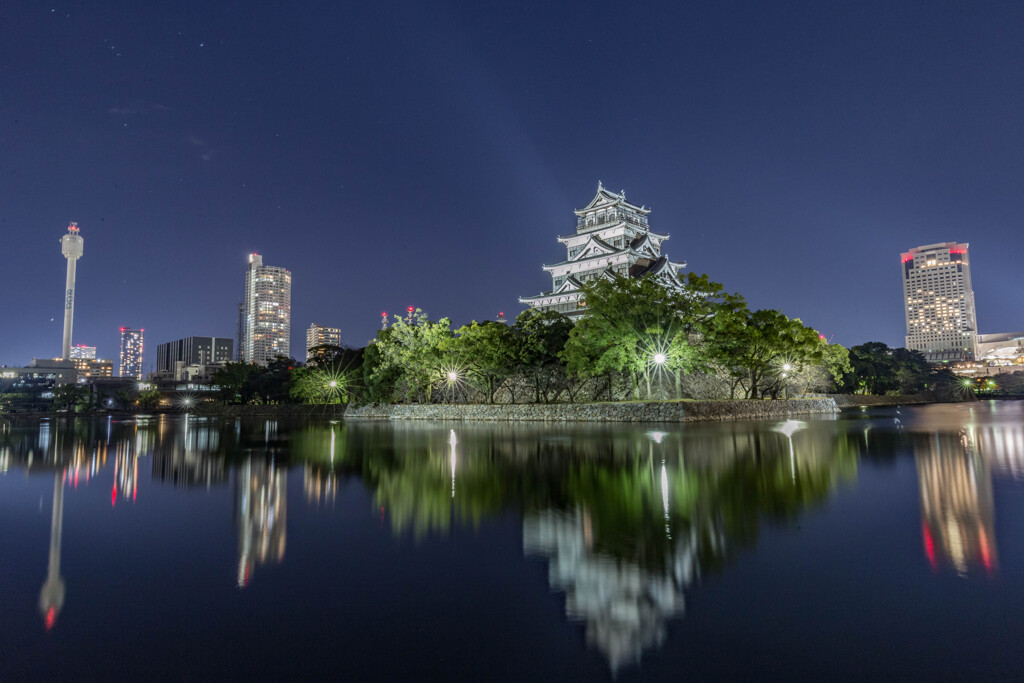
[[344, 398, 838, 423], [829, 393, 938, 408], [194, 404, 349, 418]]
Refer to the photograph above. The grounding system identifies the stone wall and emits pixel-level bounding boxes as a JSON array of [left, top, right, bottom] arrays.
[[344, 398, 838, 423], [194, 403, 349, 418], [829, 393, 939, 408]]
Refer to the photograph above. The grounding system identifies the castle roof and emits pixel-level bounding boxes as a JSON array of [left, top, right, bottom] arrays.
[[573, 182, 651, 216]]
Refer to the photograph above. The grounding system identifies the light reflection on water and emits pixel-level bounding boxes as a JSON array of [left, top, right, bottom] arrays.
[[2, 402, 1024, 679]]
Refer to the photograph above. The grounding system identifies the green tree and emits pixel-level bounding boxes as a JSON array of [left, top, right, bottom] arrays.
[[290, 365, 352, 404], [563, 273, 743, 399], [136, 388, 163, 410], [449, 320, 516, 403], [512, 308, 574, 403], [370, 310, 453, 403], [712, 308, 824, 399], [51, 384, 90, 412], [211, 362, 263, 404]]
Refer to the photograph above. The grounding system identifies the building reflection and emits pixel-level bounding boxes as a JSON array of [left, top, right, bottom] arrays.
[[150, 417, 227, 488], [914, 430, 998, 575], [234, 458, 287, 587], [303, 464, 339, 505]]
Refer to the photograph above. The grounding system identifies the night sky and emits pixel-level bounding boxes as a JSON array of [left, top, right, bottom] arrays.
[[2, 1, 1023, 368]]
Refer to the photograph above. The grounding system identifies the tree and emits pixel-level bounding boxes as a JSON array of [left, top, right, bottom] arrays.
[[712, 308, 824, 399], [290, 365, 353, 404], [563, 273, 744, 399], [136, 388, 163, 410], [370, 310, 453, 403], [51, 384, 90, 412], [212, 362, 263, 404], [449, 320, 516, 403], [511, 308, 574, 403]]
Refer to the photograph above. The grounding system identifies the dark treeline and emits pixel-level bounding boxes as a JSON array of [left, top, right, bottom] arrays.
[[207, 274, 959, 406]]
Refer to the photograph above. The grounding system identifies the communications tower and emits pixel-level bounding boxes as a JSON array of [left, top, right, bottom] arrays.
[[60, 223, 84, 360]]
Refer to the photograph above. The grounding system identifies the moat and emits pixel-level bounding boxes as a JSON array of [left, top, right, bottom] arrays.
[[2, 402, 1023, 680]]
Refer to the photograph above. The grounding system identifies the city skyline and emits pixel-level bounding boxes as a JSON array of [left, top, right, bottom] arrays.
[[2, 2, 1024, 365]]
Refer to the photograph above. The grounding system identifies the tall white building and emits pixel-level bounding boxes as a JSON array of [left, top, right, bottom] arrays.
[[306, 324, 341, 359], [519, 183, 687, 318], [902, 242, 978, 361], [241, 253, 292, 365]]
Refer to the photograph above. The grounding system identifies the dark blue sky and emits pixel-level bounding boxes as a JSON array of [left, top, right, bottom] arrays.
[[2, 1, 1023, 367]]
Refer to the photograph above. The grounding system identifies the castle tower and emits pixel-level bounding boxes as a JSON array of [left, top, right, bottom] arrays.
[[519, 183, 687, 318], [59, 223, 84, 359]]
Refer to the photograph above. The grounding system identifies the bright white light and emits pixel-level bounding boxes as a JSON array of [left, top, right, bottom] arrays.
[[447, 371, 458, 382], [328, 380, 338, 388], [782, 363, 792, 372], [653, 353, 667, 365]]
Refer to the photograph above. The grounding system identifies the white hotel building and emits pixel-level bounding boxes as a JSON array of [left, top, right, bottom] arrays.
[[901, 242, 978, 361]]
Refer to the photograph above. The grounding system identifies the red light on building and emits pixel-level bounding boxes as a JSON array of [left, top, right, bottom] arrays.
[[407, 306, 414, 312]]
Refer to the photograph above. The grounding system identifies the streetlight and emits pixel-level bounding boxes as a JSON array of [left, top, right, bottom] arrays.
[[781, 363, 792, 399], [653, 353, 667, 365], [447, 371, 459, 382], [328, 380, 338, 388]]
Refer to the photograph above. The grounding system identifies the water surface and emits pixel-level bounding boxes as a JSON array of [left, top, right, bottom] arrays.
[[2, 402, 1023, 680]]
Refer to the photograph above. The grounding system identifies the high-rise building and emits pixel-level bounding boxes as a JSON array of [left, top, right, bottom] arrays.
[[519, 183, 687, 318], [69, 345, 96, 360], [59, 222, 84, 360], [235, 303, 245, 361], [119, 328, 144, 379], [901, 242, 978, 361], [241, 253, 292, 365], [156, 337, 234, 373], [306, 324, 341, 359]]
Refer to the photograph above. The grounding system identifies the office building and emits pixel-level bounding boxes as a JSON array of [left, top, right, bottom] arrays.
[[520, 183, 687, 318], [306, 324, 341, 359], [157, 337, 234, 373], [119, 328, 144, 379], [73, 358, 113, 379], [69, 345, 96, 360], [901, 242, 978, 361], [240, 253, 292, 365]]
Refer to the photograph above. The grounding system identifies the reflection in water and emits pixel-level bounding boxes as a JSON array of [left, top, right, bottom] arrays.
[[39, 470, 66, 630], [914, 431, 997, 575], [234, 458, 287, 588], [524, 509, 702, 671], [151, 417, 227, 488], [4, 405, 1023, 671]]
